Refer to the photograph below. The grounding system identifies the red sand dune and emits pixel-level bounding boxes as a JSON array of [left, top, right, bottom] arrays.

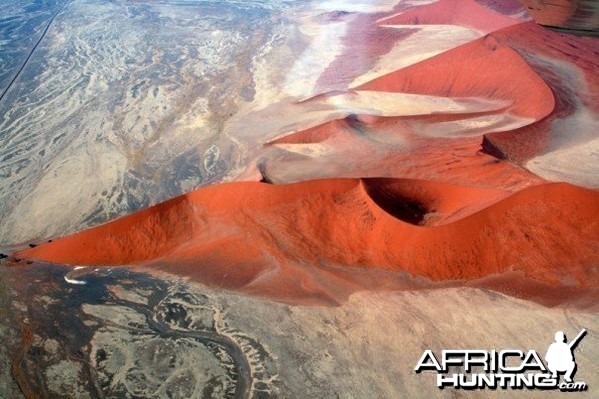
[[17, 179, 599, 304], [482, 21, 599, 163], [518, 0, 599, 32], [268, 32, 556, 189], [378, 0, 523, 33], [270, 117, 352, 145], [519, 0, 575, 27], [488, 21, 599, 112], [288, 13, 591, 175], [356, 35, 554, 121], [274, 33, 555, 170], [263, 111, 546, 200], [264, 122, 544, 193]]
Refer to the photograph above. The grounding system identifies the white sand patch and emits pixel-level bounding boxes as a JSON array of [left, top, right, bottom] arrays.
[[272, 143, 335, 158], [350, 25, 481, 88], [64, 276, 86, 285], [325, 90, 509, 116], [284, 18, 349, 98], [315, 0, 402, 13], [418, 113, 536, 137], [526, 138, 599, 189], [526, 106, 599, 189]]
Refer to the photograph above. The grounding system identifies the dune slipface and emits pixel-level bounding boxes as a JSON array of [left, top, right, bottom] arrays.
[[481, 21, 599, 188], [356, 35, 554, 122], [17, 178, 599, 304], [519, 0, 599, 33]]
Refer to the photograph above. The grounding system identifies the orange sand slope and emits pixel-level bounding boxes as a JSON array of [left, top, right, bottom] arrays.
[[274, 33, 554, 150], [519, 0, 599, 32], [482, 20, 599, 166], [18, 179, 599, 293], [356, 35, 553, 121], [378, 0, 523, 34]]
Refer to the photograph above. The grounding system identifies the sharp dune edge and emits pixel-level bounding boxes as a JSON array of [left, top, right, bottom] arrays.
[[377, 0, 523, 34], [17, 179, 599, 305], [356, 35, 554, 121]]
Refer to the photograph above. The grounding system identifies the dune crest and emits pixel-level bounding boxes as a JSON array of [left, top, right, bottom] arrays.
[[378, 0, 525, 33], [356, 35, 554, 121], [17, 178, 599, 304]]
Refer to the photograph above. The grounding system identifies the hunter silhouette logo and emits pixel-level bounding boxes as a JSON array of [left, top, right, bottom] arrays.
[[415, 329, 588, 391], [546, 329, 586, 383]]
